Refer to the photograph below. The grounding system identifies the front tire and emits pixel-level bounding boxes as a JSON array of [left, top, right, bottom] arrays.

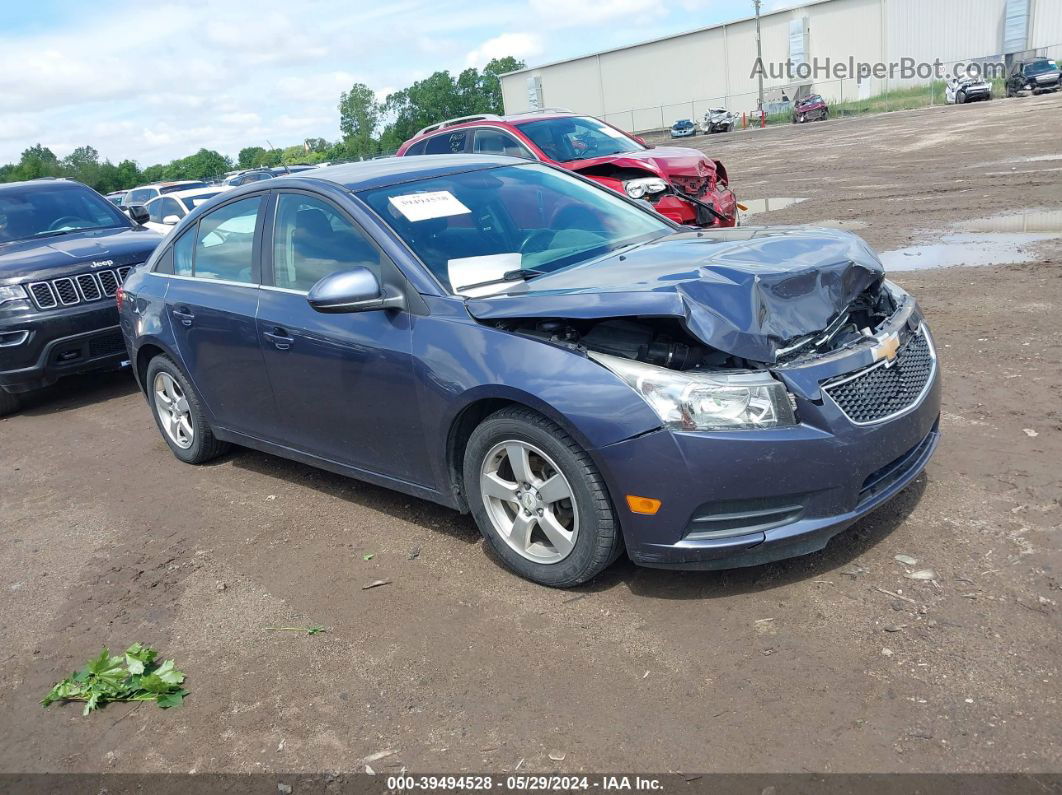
[[0, 388, 20, 418], [146, 355, 228, 464], [463, 407, 623, 587]]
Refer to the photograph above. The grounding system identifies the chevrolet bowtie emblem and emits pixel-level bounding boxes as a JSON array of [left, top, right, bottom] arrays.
[[872, 332, 901, 365]]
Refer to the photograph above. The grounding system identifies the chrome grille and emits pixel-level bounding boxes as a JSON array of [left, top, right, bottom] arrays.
[[823, 329, 935, 425], [76, 273, 102, 301], [24, 265, 139, 310]]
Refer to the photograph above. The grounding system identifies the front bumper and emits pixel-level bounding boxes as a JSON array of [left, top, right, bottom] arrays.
[[0, 302, 127, 392], [654, 186, 738, 228], [591, 321, 942, 570]]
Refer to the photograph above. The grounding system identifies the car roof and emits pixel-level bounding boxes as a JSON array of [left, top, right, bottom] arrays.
[[408, 111, 594, 142], [130, 180, 205, 190], [151, 187, 230, 200], [0, 178, 84, 192], [288, 154, 528, 192]]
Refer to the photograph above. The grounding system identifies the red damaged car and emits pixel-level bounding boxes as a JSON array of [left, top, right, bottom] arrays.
[[396, 111, 738, 228]]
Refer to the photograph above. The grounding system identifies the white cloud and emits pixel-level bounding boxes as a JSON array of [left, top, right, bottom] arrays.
[[0, 0, 740, 165], [0, 117, 40, 142], [528, 0, 665, 27], [465, 32, 544, 67]]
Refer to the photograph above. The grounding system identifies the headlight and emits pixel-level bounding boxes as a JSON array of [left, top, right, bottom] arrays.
[[0, 284, 28, 308], [589, 351, 797, 431], [624, 177, 668, 200]]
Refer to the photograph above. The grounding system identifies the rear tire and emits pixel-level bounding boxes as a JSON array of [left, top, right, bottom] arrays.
[[957, 91, 966, 104], [0, 388, 20, 418], [145, 354, 228, 464], [463, 407, 623, 588]]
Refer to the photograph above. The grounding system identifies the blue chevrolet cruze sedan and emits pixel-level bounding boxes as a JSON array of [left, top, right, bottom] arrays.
[[118, 155, 940, 587]]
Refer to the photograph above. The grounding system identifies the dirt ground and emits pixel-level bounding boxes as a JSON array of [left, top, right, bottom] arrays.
[[1, 94, 1060, 775]]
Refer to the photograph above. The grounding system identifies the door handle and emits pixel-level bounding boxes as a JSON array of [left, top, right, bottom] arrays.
[[263, 328, 294, 351], [171, 307, 195, 327]]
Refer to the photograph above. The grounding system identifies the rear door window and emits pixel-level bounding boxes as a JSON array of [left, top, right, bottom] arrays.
[[424, 131, 468, 155], [159, 197, 185, 221], [192, 197, 261, 284], [146, 198, 166, 224]]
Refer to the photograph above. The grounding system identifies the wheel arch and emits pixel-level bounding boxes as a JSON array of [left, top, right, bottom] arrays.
[[442, 388, 614, 514], [134, 337, 187, 396]]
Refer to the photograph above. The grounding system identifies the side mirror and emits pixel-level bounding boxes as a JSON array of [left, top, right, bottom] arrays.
[[127, 205, 149, 224], [307, 267, 405, 314], [163, 215, 181, 225]]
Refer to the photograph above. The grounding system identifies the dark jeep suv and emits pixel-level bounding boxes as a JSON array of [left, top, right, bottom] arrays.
[[0, 179, 161, 415]]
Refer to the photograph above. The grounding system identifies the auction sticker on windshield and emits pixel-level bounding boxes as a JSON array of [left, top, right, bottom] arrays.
[[389, 191, 471, 222]]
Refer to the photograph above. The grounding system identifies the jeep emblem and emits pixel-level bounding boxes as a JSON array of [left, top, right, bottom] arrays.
[[90, 260, 114, 269]]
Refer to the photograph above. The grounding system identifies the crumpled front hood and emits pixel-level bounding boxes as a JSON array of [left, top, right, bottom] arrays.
[[465, 227, 886, 364], [569, 146, 717, 180], [0, 227, 161, 282]]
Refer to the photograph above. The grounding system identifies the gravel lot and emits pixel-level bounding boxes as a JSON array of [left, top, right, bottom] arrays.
[[1, 94, 1060, 774]]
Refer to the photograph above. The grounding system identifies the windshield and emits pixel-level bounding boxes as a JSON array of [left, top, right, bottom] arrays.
[[359, 164, 672, 295], [516, 116, 645, 163], [1026, 60, 1057, 75], [0, 184, 130, 244]]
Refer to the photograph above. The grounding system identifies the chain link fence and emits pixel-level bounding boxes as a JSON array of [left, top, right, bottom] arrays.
[[604, 43, 1061, 135]]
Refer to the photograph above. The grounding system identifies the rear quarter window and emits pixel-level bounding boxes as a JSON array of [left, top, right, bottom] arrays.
[[405, 139, 428, 156]]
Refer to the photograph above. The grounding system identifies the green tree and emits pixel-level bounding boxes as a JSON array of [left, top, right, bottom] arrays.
[[61, 145, 101, 186], [140, 164, 166, 183], [237, 146, 266, 169], [481, 56, 524, 113], [115, 159, 140, 189], [375, 58, 524, 148], [339, 83, 379, 140], [167, 148, 231, 181], [13, 144, 62, 181]]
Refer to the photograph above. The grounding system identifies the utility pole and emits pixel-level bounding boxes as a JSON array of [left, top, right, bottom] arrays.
[[754, 0, 764, 117]]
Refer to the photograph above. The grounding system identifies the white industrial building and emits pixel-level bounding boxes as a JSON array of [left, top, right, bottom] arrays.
[[499, 0, 1062, 132]]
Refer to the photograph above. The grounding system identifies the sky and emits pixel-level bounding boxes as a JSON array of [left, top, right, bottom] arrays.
[[0, 0, 774, 166]]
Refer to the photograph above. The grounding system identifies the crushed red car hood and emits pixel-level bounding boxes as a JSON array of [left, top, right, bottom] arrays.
[[464, 227, 886, 364], [567, 146, 720, 181]]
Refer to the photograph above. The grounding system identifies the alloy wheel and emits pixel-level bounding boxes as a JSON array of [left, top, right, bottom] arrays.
[[153, 371, 194, 449], [479, 440, 579, 564]]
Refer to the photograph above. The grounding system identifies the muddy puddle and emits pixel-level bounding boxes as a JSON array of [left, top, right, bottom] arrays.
[[953, 208, 1062, 233], [881, 233, 1056, 271], [881, 209, 1062, 271]]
